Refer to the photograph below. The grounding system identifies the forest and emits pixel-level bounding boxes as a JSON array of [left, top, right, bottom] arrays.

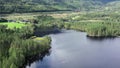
[[0, 0, 118, 13], [61, 12, 120, 37], [0, 18, 52, 68]]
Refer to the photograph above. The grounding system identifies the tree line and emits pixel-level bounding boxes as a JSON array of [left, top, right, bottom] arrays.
[[59, 12, 120, 37]]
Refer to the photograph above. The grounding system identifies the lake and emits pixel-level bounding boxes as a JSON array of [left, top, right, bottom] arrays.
[[26, 30, 120, 68]]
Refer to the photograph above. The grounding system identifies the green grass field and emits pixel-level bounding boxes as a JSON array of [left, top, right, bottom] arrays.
[[0, 22, 26, 29]]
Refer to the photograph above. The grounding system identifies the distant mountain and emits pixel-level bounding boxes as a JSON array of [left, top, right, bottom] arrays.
[[102, 1, 120, 12], [0, 0, 119, 13]]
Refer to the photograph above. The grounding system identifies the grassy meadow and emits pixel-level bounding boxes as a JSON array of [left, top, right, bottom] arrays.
[[0, 22, 27, 29]]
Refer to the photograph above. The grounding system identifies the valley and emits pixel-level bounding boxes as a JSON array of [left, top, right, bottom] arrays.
[[0, 0, 120, 68]]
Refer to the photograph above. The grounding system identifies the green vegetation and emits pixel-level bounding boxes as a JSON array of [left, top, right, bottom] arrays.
[[0, 0, 119, 13], [1, 0, 120, 68], [58, 12, 120, 37], [0, 20, 51, 68], [0, 22, 26, 29], [33, 15, 62, 36], [2, 12, 119, 37], [0, 12, 120, 68], [0, 0, 120, 67], [101, 1, 120, 12]]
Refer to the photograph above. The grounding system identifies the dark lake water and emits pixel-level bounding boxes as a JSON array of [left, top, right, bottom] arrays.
[[26, 30, 120, 68]]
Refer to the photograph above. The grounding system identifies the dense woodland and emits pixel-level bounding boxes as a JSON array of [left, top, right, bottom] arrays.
[[60, 12, 120, 37], [0, 0, 119, 13], [0, 20, 51, 68]]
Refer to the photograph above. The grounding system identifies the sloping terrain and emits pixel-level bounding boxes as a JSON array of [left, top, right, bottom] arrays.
[[0, 0, 119, 13]]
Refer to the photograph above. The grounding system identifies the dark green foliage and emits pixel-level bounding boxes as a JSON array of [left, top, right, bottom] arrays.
[[0, 0, 119, 13], [34, 15, 62, 36], [0, 25, 51, 68], [60, 12, 120, 37], [86, 22, 120, 37]]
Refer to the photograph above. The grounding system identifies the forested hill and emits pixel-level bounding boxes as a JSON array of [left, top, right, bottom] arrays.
[[0, 0, 119, 13], [102, 1, 120, 12]]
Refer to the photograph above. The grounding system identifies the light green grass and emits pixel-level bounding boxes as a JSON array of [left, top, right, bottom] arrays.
[[33, 37, 45, 41], [0, 22, 26, 29], [30, 36, 44, 41]]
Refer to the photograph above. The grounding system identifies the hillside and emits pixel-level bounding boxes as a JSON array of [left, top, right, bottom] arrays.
[[102, 1, 120, 13], [0, 0, 119, 13]]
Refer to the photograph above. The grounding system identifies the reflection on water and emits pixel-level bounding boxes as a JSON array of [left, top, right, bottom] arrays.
[[24, 50, 51, 68], [26, 30, 120, 68], [87, 36, 116, 41]]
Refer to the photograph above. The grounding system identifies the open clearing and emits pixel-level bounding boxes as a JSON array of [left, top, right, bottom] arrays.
[[0, 22, 26, 29]]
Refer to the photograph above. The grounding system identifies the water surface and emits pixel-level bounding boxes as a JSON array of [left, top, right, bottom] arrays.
[[26, 30, 120, 68]]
